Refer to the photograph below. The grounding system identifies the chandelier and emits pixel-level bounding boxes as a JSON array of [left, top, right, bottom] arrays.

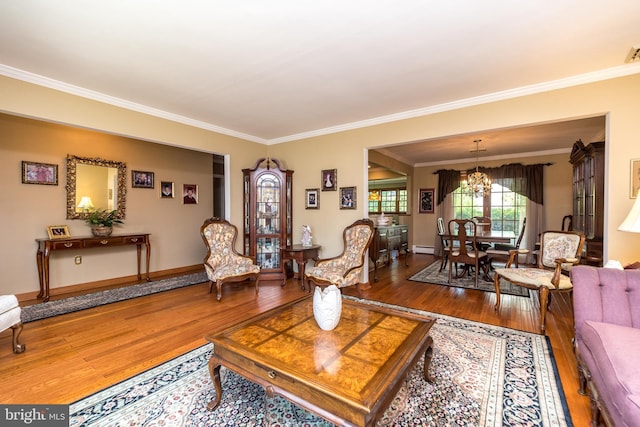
[[462, 139, 491, 195]]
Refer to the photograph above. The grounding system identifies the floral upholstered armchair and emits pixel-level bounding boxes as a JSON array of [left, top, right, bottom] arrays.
[[304, 218, 375, 295], [494, 230, 585, 333], [200, 218, 260, 302]]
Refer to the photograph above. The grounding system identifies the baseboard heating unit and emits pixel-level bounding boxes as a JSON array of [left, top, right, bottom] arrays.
[[412, 245, 435, 255]]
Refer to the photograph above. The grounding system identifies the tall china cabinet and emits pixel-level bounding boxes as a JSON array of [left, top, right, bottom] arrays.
[[569, 140, 604, 266], [243, 158, 294, 281]]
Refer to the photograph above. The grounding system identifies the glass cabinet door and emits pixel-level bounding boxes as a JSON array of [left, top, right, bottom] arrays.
[[255, 172, 281, 270]]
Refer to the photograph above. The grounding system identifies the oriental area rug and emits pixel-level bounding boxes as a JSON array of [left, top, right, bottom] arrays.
[[69, 298, 571, 427], [408, 261, 530, 297], [21, 272, 208, 323]]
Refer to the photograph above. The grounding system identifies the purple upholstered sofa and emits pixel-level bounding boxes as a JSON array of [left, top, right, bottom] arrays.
[[571, 265, 640, 426]]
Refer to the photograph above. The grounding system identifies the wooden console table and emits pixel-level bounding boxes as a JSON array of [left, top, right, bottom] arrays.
[[35, 233, 151, 302]]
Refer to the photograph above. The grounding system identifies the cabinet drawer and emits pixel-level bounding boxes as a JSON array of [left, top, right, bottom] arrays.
[[51, 240, 83, 250], [124, 235, 147, 244], [84, 237, 128, 248]]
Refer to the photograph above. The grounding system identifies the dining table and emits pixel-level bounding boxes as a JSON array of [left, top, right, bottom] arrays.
[[442, 230, 516, 283]]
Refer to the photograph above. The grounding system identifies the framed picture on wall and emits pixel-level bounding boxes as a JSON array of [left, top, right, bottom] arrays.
[[321, 169, 337, 191], [160, 181, 174, 198], [631, 159, 640, 198], [339, 186, 356, 209], [183, 184, 198, 204], [22, 161, 58, 185], [305, 188, 319, 209], [132, 170, 154, 188], [419, 188, 435, 213]]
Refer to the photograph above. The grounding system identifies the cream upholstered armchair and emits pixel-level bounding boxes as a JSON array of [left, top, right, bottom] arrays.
[[200, 218, 260, 302], [494, 230, 585, 333], [0, 295, 25, 353], [304, 219, 375, 295]]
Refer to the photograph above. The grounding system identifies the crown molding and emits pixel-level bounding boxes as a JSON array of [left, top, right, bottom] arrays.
[[2, 62, 639, 145], [0, 64, 266, 144], [270, 63, 640, 144], [414, 148, 573, 167]]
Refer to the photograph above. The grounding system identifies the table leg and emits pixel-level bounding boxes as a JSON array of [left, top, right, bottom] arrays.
[[423, 335, 434, 383], [36, 248, 44, 299], [145, 239, 151, 281], [207, 358, 223, 411], [42, 247, 51, 302], [136, 244, 142, 281]]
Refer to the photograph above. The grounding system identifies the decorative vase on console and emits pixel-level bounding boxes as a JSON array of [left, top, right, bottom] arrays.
[[85, 209, 123, 237], [313, 285, 342, 331]]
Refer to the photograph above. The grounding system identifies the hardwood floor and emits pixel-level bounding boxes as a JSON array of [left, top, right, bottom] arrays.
[[0, 254, 590, 425]]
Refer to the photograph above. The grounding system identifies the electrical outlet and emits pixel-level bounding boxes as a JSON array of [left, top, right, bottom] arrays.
[[74, 256, 82, 265]]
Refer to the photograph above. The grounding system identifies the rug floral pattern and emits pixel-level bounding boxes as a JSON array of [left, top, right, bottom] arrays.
[[69, 299, 571, 427]]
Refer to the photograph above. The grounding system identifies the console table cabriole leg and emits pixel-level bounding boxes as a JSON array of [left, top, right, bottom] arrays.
[[207, 359, 223, 411], [43, 247, 51, 302], [36, 248, 44, 299], [145, 240, 151, 281], [136, 244, 142, 281], [423, 335, 434, 383]]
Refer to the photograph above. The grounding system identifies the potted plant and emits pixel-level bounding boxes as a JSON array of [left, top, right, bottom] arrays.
[[85, 209, 123, 237]]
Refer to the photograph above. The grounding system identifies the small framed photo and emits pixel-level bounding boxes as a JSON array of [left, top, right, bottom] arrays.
[[631, 159, 640, 198], [183, 184, 198, 204], [321, 169, 337, 191], [132, 170, 154, 188], [419, 188, 435, 213], [160, 181, 174, 199], [47, 225, 70, 240], [305, 188, 319, 209], [22, 161, 58, 185], [339, 186, 356, 209]]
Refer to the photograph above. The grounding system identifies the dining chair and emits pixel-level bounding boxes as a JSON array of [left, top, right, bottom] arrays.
[[486, 217, 527, 268], [447, 219, 490, 287], [493, 230, 585, 333], [472, 216, 492, 250], [437, 217, 452, 272], [200, 217, 261, 302]]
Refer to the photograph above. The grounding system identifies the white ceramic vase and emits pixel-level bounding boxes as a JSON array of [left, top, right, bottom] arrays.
[[312, 285, 342, 331]]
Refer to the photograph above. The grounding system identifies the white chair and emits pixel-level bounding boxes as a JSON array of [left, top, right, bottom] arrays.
[[0, 295, 25, 353]]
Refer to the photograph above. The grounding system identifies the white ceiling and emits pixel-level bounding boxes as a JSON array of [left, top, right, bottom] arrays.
[[1, 1, 638, 163]]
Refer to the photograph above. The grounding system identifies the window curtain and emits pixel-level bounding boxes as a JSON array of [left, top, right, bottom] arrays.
[[434, 192, 454, 256], [435, 163, 546, 205], [435, 163, 548, 258]]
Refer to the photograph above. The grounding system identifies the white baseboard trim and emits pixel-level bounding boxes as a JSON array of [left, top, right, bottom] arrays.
[[412, 245, 435, 254]]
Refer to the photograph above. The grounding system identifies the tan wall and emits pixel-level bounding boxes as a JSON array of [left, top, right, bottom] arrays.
[[272, 73, 640, 265], [1, 71, 639, 295]]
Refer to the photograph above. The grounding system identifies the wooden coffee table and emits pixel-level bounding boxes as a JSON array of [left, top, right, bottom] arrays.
[[205, 296, 435, 426]]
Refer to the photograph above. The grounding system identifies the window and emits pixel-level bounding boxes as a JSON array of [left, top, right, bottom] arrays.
[[451, 179, 526, 233], [368, 188, 407, 214]]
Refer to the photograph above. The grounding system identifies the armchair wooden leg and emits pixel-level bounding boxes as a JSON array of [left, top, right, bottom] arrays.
[[494, 273, 502, 311], [538, 287, 550, 334], [11, 322, 25, 354]]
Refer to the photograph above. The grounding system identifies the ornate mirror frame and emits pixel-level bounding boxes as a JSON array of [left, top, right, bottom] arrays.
[[66, 154, 127, 220]]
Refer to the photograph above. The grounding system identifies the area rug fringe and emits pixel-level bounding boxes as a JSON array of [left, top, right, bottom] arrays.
[[70, 296, 573, 427], [21, 271, 208, 323]]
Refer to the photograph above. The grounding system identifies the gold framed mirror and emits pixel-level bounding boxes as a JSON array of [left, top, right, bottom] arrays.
[[66, 155, 127, 220]]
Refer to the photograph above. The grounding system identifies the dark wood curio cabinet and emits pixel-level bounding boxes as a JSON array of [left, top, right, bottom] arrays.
[[569, 140, 604, 266], [243, 158, 294, 281]]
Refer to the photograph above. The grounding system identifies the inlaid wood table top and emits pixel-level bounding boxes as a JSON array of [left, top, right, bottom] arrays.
[[205, 295, 435, 426]]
